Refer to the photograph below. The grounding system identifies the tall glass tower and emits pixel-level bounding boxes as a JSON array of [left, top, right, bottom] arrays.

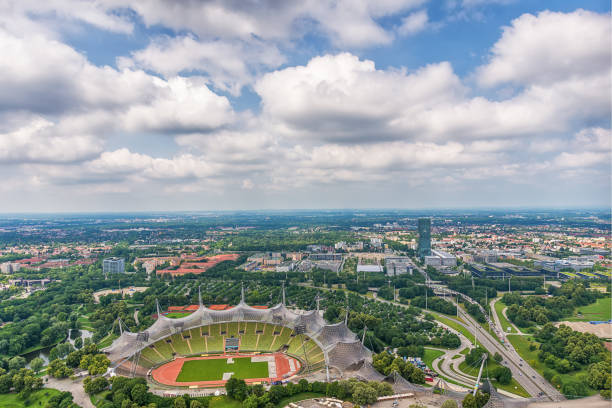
[[417, 218, 431, 258]]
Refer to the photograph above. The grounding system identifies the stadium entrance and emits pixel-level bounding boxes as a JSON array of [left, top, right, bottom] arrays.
[[225, 337, 240, 352]]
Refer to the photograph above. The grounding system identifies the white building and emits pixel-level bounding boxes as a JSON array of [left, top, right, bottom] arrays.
[[385, 257, 412, 276], [424, 250, 457, 268], [0, 262, 21, 274], [357, 264, 384, 273], [103, 257, 125, 274]]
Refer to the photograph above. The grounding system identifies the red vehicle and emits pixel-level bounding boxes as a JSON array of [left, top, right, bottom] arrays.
[[425, 376, 434, 382]]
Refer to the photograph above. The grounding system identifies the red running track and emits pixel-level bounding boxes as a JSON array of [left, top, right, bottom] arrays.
[[151, 352, 301, 388]]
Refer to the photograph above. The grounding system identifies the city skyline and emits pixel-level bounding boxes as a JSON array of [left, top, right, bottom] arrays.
[[0, 1, 610, 212]]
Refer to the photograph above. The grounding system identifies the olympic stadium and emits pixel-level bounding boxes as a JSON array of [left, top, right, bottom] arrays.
[[103, 287, 388, 389]]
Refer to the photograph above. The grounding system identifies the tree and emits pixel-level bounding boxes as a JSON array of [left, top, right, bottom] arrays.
[[174, 396, 187, 408], [131, 383, 149, 405], [243, 394, 259, 408], [352, 383, 378, 406], [0, 374, 12, 393], [475, 391, 489, 408], [493, 352, 502, 363], [492, 366, 512, 385], [441, 399, 458, 408], [8, 356, 26, 371], [225, 378, 248, 401], [84, 376, 109, 395], [30, 357, 44, 374], [190, 401, 203, 408], [462, 394, 477, 408], [47, 359, 73, 378]]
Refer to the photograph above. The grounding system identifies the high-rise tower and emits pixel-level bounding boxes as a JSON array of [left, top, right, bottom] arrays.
[[417, 218, 431, 258]]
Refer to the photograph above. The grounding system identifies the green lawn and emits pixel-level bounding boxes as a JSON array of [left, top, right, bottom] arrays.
[[77, 315, 95, 331], [166, 312, 194, 318], [493, 300, 517, 334], [176, 357, 269, 382], [97, 333, 118, 349], [209, 396, 243, 408], [506, 335, 596, 397], [567, 297, 611, 322], [0, 389, 61, 408], [275, 392, 325, 408], [423, 348, 445, 370], [458, 359, 530, 398]]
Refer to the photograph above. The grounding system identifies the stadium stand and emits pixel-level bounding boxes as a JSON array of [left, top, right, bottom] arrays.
[[104, 294, 378, 381]]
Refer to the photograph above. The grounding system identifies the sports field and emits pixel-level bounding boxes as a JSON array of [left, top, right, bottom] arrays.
[[151, 353, 300, 387], [176, 357, 269, 382]]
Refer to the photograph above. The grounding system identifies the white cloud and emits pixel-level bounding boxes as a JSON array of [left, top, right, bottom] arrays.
[[477, 9, 611, 87], [0, 117, 103, 164], [121, 76, 235, 134], [398, 10, 429, 36], [0, 29, 235, 135], [0, 0, 133, 37], [255, 52, 608, 145], [255, 53, 465, 143], [553, 151, 609, 169], [118, 0, 426, 47], [123, 35, 286, 96]]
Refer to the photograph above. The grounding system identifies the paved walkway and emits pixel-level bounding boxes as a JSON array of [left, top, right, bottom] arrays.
[[44, 375, 94, 408]]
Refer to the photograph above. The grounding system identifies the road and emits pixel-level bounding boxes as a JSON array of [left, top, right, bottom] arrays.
[[409, 259, 565, 402]]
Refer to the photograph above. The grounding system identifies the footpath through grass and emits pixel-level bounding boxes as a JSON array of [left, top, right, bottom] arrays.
[[567, 297, 611, 322], [493, 300, 517, 334], [0, 389, 62, 408], [176, 357, 269, 382]]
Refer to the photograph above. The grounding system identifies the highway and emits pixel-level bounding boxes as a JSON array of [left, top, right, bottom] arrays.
[[409, 260, 565, 402]]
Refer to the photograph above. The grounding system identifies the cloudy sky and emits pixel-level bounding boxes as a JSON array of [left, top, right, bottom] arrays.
[[0, 0, 610, 212]]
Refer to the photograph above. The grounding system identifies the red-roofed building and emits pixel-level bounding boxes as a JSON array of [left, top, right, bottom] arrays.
[[251, 305, 269, 309], [209, 304, 230, 310], [167, 306, 186, 312], [156, 254, 240, 276], [185, 305, 199, 311]]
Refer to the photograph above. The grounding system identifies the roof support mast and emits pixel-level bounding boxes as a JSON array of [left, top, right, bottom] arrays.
[[473, 354, 488, 396]]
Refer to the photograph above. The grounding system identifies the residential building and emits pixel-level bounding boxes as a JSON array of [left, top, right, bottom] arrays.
[[0, 262, 21, 274]]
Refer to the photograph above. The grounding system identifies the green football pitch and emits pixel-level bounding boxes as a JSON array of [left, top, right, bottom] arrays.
[[176, 357, 269, 382]]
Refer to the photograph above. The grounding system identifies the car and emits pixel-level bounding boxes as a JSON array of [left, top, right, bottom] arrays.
[[532, 375, 536, 379]]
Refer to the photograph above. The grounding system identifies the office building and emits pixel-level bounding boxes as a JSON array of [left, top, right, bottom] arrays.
[[417, 218, 431, 258], [424, 250, 457, 268], [385, 257, 412, 276], [103, 257, 125, 274], [357, 264, 383, 273]]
